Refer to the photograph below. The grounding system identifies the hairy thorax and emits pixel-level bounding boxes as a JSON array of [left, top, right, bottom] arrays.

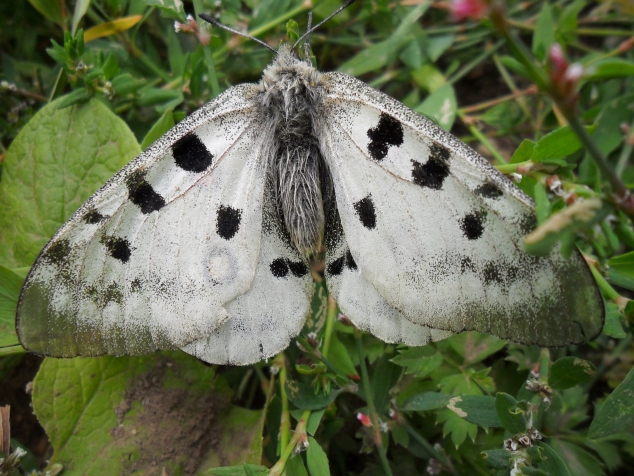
[[257, 45, 328, 255]]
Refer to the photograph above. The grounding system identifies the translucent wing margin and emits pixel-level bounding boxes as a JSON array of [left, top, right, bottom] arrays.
[[320, 72, 604, 346], [17, 84, 269, 357]]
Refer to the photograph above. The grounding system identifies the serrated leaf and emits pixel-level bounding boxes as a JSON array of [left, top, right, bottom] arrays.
[[602, 303, 627, 339], [589, 365, 634, 439], [451, 395, 502, 428], [531, 125, 595, 162], [285, 381, 341, 410], [307, 436, 330, 476], [495, 393, 526, 434], [33, 352, 264, 473], [403, 392, 452, 411], [391, 346, 442, 377], [0, 98, 140, 269], [437, 408, 477, 448], [549, 357, 595, 389]]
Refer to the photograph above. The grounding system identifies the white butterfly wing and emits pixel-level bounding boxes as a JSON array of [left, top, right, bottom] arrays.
[[17, 84, 270, 357], [183, 181, 313, 365], [320, 72, 604, 346]]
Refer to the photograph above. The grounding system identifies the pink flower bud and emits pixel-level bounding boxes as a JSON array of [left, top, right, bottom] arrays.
[[450, 0, 489, 22], [357, 413, 372, 427]]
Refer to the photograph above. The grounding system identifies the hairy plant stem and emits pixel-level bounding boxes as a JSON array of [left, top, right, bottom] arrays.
[[353, 328, 393, 476], [273, 353, 291, 457], [269, 409, 311, 476], [322, 295, 338, 358]]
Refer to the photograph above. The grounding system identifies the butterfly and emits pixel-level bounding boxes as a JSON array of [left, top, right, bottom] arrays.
[[16, 5, 604, 366]]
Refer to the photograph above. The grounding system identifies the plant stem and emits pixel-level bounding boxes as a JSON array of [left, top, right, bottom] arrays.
[[458, 111, 507, 165], [322, 295, 338, 358], [402, 419, 454, 471], [353, 328, 393, 476], [269, 409, 311, 476], [274, 353, 291, 455], [588, 262, 621, 302], [295, 336, 352, 383]]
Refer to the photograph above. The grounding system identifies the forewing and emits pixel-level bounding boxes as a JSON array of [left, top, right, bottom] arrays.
[[320, 72, 604, 346], [17, 84, 268, 357], [182, 180, 313, 365]]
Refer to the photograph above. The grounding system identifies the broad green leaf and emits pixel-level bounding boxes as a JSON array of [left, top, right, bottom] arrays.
[[306, 437, 330, 476], [446, 332, 506, 365], [607, 267, 634, 292], [450, 395, 502, 428], [208, 465, 269, 476], [372, 354, 401, 412], [531, 125, 595, 162], [481, 449, 510, 470], [585, 58, 634, 81], [437, 408, 477, 448], [608, 251, 634, 280], [602, 303, 627, 339], [415, 83, 456, 131], [548, 440, 603, 476], [33, 351, 264, 474], [390, 346, 442, 378], [411, 63, 446, 93], [589, 365, 634, 439], [0, 98, 140, 269], [548, 357, 596, 389], [532, 3, 555, 60], [112, 73, 147, 96], [84, 16, 143, 42], [327, 333, 359, 380], [536, 442, 572, 476], [285, 381, 342, 410], [285, 456, 308, 476], [403, 392, 452, 411], [495, 393, 526, 434], [338, 2, 430, 76], [426, 34, 455, 62], [510, 139, 536, 164], [141, 108, 175, 150], [557, 0, 585, 41], [307, 410, 325, 436], [0, 266, 24, 347]]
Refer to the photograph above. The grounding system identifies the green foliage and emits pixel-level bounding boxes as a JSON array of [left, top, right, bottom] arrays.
[[1, 0, 634, 475]]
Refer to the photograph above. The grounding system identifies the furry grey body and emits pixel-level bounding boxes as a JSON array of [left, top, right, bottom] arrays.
[[258, 46, 328, 255]]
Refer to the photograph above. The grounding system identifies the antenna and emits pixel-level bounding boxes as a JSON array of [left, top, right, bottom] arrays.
[[292, 0, 356, 50], [198, 13, 277, 53]]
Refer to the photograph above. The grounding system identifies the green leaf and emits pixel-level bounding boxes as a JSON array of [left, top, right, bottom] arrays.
[[531, 125, 595, 162], [481, 449, 510, 470], [495, 393, 527, 434], [136, 88, 183, 107], [450, 395, 502, 428], [102, 53, 119, 80], [141, 108, 175, 150], [33, 351, 264, 473], [71, 0, 90, 35], [415, 83, 456, 131], [111, 73, 147, 96], [426, 34, 455, 62], [285, 456, 309, 476], [306, 410, 325, 436], [285, 381, 342, 410], [557, 0, 586, 42], [607, 267, 634, 292], [338, 2, 430, 76], [547, 439, 604, 476], [534, 182, 550, 225], [0, 266, 24, 347], [411, 63, 446, 93], [372, 354, 401, 412], [145, 0, 186, 21], [402, 392, 452, 411], [589, 365, 634, 439], [447, 332, 506, 365], [536, 441, 572, 476], [549, 357, 596, 389], [437, 408, 477, 448], [532, 3, 555, 60], [511, 139, 536, 163], [602, 303, 627, 339], [584, 58, 634, 81], [58, 88, 92, 108], [608, 251, 634, 279], [390, 346, 442, 378], [327, 333, 359, 380], [0, 98, 140, 269], [208, 465, 269, 476], [306, 436, 330, 476]]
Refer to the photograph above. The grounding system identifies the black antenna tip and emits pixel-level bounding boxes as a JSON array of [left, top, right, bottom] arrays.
[[198, 13, 214, 24]]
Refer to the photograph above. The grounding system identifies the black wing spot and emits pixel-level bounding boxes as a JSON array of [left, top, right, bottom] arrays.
[[460, 211, 486, 240], [411, 144, 452, 190], [126, 170, 166, 214], [84, 209, 106, 224], [367, 113, 404, 161], [130, 278, 143, 292], [476, 183, 503, 199], [353, 195, 376, 230], [43, 239, 72, 265], [100, 235, 133, 262], [460, 256, 475, 274], [172, 133, 214, 173], [216, 205, 242, 240], [270, 258, 289, 278], [518, 214, 538, 234], [483, 261, 504, 285], [327, 256, 345, 276], [345, 250, 357, 270], [288, 260, 309, 278]]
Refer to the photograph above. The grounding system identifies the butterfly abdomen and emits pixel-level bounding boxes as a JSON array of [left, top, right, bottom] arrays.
[[258, 46, 328, 255]]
